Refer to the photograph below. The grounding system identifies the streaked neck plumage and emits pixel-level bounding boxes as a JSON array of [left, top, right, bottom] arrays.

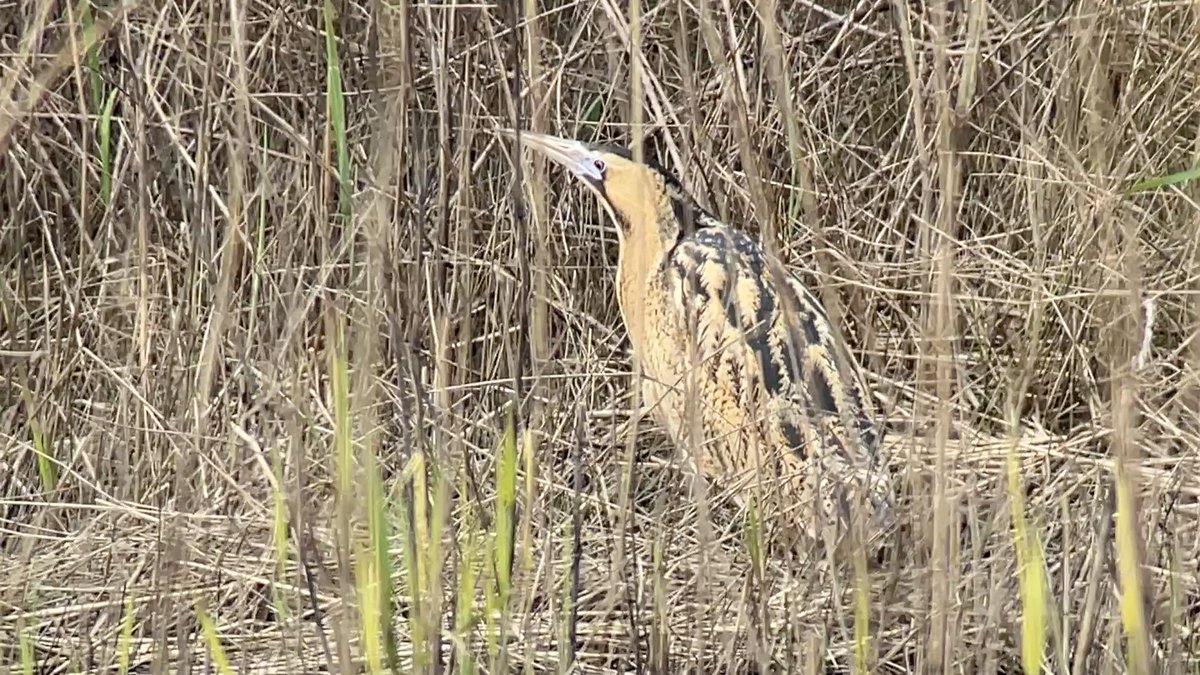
[[610, 172, 698, 354]]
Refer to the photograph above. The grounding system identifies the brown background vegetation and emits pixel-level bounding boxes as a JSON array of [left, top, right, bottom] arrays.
[[2, 0, 1198, 671]]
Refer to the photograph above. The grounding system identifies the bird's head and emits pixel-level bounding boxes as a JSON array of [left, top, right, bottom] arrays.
[[501, 130, 701, 251]]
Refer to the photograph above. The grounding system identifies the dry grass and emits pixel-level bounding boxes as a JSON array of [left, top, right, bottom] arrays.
[[3, 0, 1200, 672]]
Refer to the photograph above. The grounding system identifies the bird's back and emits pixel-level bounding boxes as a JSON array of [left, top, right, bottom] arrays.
[[634, 224, 890, 537]]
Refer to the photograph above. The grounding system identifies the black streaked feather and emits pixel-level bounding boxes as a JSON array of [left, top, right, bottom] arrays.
[[667, 225, 869, 451]]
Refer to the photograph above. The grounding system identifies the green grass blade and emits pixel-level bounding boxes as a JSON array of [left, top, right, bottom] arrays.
[[78, 0, 102, 111], [455, 503, 481, 675], [395, 468, 419, 667], [194, 603, 233, 675], [20, 621, 35, 675], [363, 438, 399, 672], [852, 542, 871, 675], [1006, 442, 1047, 674], [117, 590, 135, 674], [99, 87, 117, 207], [1115, 464, 1149, 673], [269, 442, 291, 620], [488, 409, 519, 669], [494, 409, 518, 601], [410, 449, 432, 670], [356, 539, 384, 674], [321, 0, 352, 225], [22, 391, 57, 492], [1128, 165, 1200, 193]]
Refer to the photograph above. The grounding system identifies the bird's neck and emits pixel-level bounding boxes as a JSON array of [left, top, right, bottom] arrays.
[[616, 223, 668, 355]]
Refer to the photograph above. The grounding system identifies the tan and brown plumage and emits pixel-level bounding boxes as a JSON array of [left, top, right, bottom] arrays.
[[504, 130, 892, 544]]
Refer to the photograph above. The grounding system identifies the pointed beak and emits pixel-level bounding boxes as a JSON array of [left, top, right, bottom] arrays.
[[498, 129, 606, 185]]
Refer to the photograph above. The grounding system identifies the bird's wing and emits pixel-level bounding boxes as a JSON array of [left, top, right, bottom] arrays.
[[662, 226, 879, 459]]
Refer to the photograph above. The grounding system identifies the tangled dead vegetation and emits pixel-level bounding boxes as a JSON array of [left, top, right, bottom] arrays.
[[2, 0, 1199, 672]]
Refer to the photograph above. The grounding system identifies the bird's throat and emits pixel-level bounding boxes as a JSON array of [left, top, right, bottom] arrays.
[[615, 237, 666, 358]]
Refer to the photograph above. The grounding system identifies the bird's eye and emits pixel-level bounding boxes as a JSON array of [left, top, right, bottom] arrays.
[[593, 158, 606, 174]]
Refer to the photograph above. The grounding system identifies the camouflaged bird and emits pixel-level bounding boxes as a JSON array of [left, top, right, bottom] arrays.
[[505, 130, 893, 544]]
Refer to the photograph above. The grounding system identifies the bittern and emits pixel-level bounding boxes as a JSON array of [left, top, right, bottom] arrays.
[[504, 130, 892, 545]]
